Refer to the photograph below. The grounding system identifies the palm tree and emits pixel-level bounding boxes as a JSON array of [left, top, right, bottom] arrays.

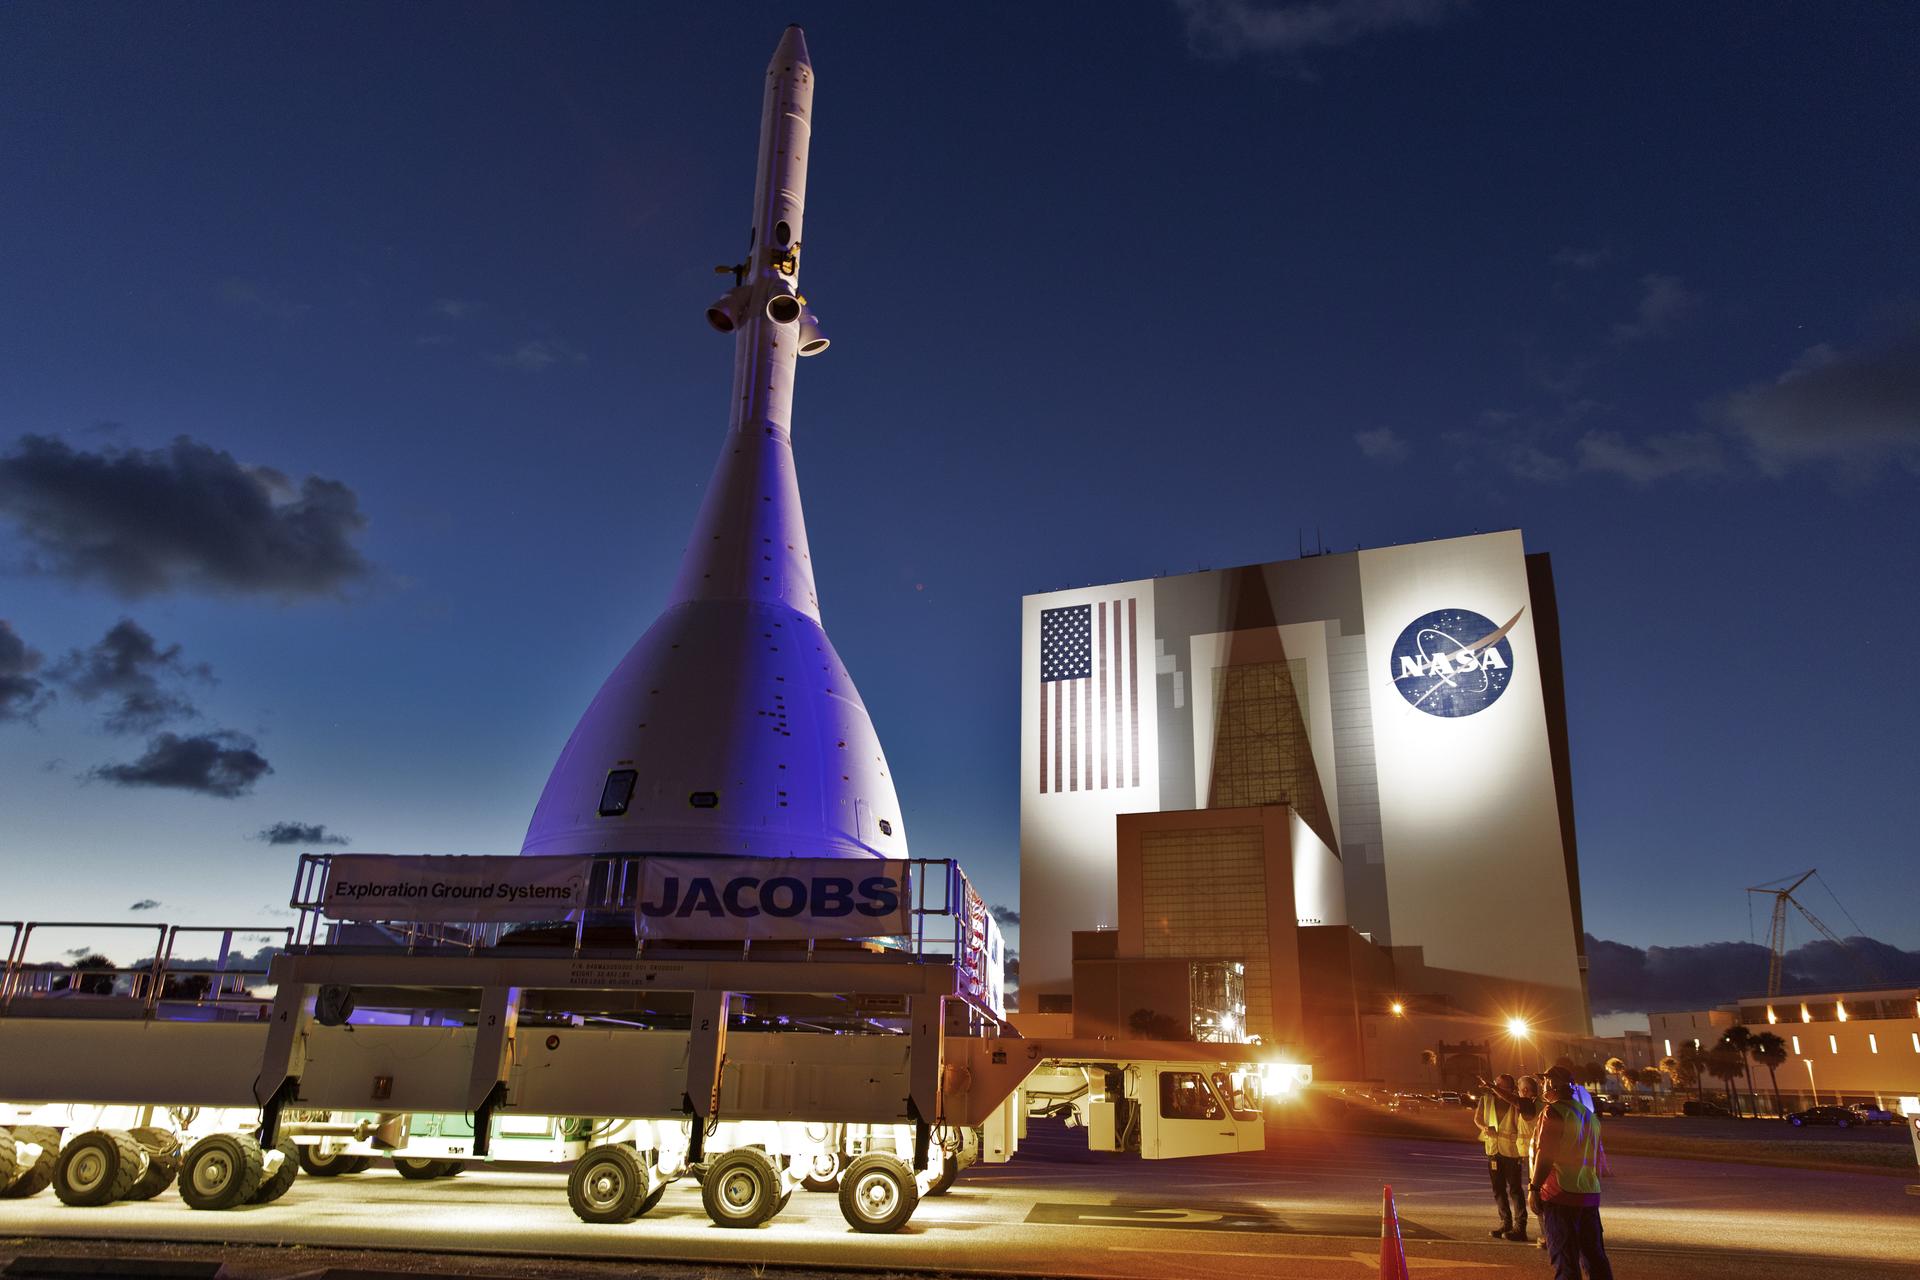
[[1677, 1044, 1711, 1101], [1749, 1032, 1788, 1116], [1420, 1048, 1439, 1090], [1721, 1027, 1760, 1118], [1706, 1044, 1746, 1112]]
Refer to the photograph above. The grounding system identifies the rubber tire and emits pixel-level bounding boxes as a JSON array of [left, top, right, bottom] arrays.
[[297, 1145, 362, 1177], [54, 1129, 145, 1206], [637, 1180, 668, 1216], [0, 1127, 16, 1190], [345, 1155, 373, 1174], [800, 1150, 840, 1192], [394, 1157, 445, 1180], [124, 1128, 182, 1201], [838, 1152, 918, 1234], [567, 1144, 648, 1223], [927, 1157, 959, 1196], [249, 1138, 300, 1204], [434, 1160, 462, 1178], [1790, 1116, 1803, 1127], [179, 1133, 265, 1210], [1836, 1118, 1850, 1129], [2, 1126, 60, 1199], [701, 1147, 781, 1228]]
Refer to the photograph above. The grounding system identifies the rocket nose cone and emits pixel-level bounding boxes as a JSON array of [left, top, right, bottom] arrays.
[[771, 24, 811, 70]]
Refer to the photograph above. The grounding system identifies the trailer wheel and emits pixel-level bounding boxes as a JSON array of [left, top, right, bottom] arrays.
[[394, 1157, 446, 1180], [179, 1133, 264, 1210], [2, 1126, 61, 1198], [799, 1150, 840, 1192], [345, 1155, 372, 1174], [637, 1181, 668, 1216], [838, 1152, 918, 1233], [0, 1128, 16, 1190], [297, 1145, 361, 1177], [249, 1138, 300, 1205], [435, 1160, 462, 1178], [701, 1148, 781, 1228], [124, 1128, 182, 1201], [567, 1144, 648, 1223], [53, 1130, 145, 1206]]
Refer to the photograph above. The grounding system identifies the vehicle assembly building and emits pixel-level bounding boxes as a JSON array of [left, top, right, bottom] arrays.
[[1018, 530, 1592, 1073]]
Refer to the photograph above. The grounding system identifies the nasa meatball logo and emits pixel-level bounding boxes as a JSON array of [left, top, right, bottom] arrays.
[[1389, 607, 1523, 718]]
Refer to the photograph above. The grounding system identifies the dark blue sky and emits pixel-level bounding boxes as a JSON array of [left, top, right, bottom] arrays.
[[2, 2, 1915, 957]]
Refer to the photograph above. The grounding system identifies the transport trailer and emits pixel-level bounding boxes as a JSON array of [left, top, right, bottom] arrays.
[[0, 853, 1310, 1233]]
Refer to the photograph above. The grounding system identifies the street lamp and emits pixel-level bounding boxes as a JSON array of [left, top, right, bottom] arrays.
[[1390, 1001, 1406, 1017], [1502, 1016, 1532, 1076]]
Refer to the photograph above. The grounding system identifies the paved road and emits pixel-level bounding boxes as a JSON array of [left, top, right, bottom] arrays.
[[2, 1121, 1915, 1278]]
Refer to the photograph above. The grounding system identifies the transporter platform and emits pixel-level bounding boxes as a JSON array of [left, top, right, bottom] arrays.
[[0, 852, 1307, 1233]]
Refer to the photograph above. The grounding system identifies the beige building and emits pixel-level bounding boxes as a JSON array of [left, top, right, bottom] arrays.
[[1652, 988, 1920, 1106]]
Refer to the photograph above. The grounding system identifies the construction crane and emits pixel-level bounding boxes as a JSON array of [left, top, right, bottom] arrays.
[[1746, 869, 1883, 998]]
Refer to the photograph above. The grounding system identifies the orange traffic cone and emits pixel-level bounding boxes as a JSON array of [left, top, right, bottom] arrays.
[[1380, 1184, 1411, 1280]]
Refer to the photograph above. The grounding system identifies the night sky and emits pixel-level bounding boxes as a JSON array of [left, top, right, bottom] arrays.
[[2, 3, 1916, 975]]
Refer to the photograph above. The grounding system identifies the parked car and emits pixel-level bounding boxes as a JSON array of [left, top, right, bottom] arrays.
[[1436, 1090, 1466, 1106], [1682, 1099, 1730, 1117], [1848, 1103, 1902, 1125], [1592, 1094, 1628, 1117], [1786, 1105, 1855, 1128]]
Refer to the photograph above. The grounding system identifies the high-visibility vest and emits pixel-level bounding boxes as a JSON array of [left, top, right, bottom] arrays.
[[1507, 1098, 1537, 1159], [1542, 1099, 1603, 1199], [1474, 1094, 1502, 1155]]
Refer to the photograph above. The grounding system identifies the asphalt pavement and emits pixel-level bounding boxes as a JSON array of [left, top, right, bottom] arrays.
[[1, 1118, 1915, 1278]]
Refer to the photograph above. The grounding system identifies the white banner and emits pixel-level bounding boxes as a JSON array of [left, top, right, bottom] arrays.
[[320, 855, 593, 922], [635, 857, 911, 940]]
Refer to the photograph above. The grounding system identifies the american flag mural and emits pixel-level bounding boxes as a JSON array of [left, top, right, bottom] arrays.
[[1038, 599, 1140, 793]]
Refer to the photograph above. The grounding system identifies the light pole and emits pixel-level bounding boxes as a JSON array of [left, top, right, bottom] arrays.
[[1804, 1058, 1819, 1106]]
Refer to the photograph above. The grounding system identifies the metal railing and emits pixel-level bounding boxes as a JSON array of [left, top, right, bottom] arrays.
[[284, 851, 1007, 1017], [0, 922, 292, 1016], [287, 852, 974, 961]]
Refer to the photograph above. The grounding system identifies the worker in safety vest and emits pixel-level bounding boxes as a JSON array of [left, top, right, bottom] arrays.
[[1473, 1074, 1532, 1240], [1528, 1064, 1615, 1280]]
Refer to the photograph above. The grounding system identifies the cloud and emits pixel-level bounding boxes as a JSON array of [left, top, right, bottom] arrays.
[[491, 338, 587, 373], [990, 904, 1021, 926], [1175, 0, 1464, 57], [1574, 429, 1724, 484], [432, 298, 475, 320], [1353, 427, 1411, 463], [0, 619, 54, 724], [1585, 933, 1920, 1016], [1610, 273, 1699, 344], [258, 821, 350, 847], [51, 618, 212, 734], [1551, 246, 1614, 271], [129, 898, 160, 911], [91, 731, 272, 798], [0, 435, 370, 598], [1716, 327, 1920, 476], [217, 277, 311, 322]]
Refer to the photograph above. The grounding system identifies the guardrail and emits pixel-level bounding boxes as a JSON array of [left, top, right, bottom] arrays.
[[0, 922, 293, 1016], [285, 851, 1007, 1017]]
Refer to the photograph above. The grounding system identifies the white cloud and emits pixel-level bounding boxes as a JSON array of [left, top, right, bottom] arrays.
[[1552, 246, 1614, 271], [1353, 426, 1411, 463], [1575, 429, 1724, 484], [1175, 0, 1464, 58], [1610, 273, 1699, 344], [491, 338, 587, 373], [1717, 328, 1920, 476]]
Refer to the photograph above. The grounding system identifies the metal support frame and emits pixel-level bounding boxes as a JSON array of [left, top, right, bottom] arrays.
[[686, 990, 732, 1124]]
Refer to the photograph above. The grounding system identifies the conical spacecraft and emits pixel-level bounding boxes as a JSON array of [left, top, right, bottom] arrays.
[[522, 27, 906, 862]]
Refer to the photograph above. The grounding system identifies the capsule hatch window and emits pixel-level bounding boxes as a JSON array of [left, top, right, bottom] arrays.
[[598, 769, 638, 817]]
